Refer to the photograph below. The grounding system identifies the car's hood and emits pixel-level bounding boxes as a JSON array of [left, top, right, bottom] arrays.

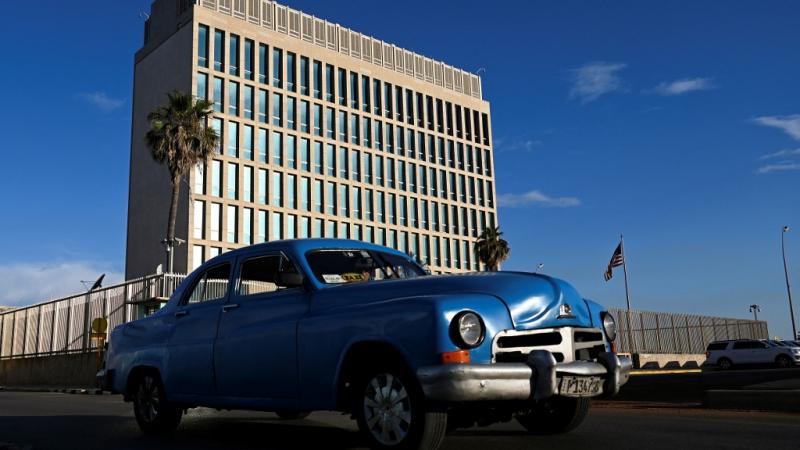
[[315, 271, 596, 330]]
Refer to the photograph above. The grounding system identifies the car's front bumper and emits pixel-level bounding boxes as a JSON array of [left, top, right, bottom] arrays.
[[417, 351, 632, 402]]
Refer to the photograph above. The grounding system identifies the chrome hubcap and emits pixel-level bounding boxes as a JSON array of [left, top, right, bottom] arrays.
[[136, 375, 161, 423], [363, 373, 412, 446]]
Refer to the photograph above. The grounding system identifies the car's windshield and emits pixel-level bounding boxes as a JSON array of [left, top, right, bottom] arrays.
[[306, 249, 427, 285]]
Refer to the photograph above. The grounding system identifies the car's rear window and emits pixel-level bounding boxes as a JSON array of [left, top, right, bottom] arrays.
[[306, 249, 426, 284], [706, 342, 728, 351]]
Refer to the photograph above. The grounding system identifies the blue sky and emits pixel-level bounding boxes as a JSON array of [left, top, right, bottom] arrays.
[[0, 1, 798, 338]]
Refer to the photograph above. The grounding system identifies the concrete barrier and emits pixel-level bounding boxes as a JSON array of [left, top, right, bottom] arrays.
[[634, 353, 707, 370], [0, 352, 100, 389]]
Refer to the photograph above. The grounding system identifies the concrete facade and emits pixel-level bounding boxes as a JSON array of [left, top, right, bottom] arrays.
[[0, 352, 99, 389], [126, 0, 498, 279]]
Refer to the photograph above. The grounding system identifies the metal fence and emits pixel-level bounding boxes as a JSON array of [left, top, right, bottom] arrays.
[[0, 274, 186, 360], [610, 307, 768, 354], [0, 273, 770, 359]]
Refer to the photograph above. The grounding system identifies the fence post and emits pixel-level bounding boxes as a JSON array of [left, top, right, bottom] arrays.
[[670, 315, 678, 352], [685, 317, 692, 353], [81, 293, 91, 352], [9, 311, 17, 357], [123, 282, 130, 324], [50, 304, 57, 354], [639, 312, 646, 353], [0, 312, 4, 359], [21, 309, 29, 356], [64, 298, 72, 353], [655, 314, 662, 352], [34, 305, 42, 355]]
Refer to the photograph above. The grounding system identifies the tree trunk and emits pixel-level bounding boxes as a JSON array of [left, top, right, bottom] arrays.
[[166, 173, 182, 272]]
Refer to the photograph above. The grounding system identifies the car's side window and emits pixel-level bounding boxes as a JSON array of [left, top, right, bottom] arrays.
[[238, 254, 299, 297], [186, 263, 231, 305]]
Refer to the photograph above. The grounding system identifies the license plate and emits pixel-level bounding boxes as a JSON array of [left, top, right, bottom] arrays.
[[559, 376, 603, 397]]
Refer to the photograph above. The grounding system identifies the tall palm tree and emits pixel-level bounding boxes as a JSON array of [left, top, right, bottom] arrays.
[[146, 90, 219, 272], [474, 226, 510, 271]]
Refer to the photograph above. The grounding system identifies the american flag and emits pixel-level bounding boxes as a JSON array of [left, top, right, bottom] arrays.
[[604, 242, 624, 281]]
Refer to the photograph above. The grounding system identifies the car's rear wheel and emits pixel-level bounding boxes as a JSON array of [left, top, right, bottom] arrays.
[[516, 397, 590, 435], [132, 372, 182, 435], [776, 354, 793, 369], [717, 357, 733, 370], [354, 364, 447, 450], [275, 410, 311, 420]]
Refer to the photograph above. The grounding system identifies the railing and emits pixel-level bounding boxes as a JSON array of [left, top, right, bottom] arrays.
[[610, 307, 768, 354], [0, 274, 187, 360], [0, 273, 769, 359]]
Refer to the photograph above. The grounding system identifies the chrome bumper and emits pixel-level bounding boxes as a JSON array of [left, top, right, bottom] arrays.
[[417, 351, 632, 402]]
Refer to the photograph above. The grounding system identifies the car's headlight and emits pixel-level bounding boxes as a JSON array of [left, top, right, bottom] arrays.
[[450, 311, 485, 349], [602, 312, 617, 342]]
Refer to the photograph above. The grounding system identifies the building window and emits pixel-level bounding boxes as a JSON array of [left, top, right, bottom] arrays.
[[229, 34, 239, 76], [352, 187, 361, 219], [313, 60, 322, 99], [362, 75, 370, 112], [272, 131, 283, 166], [325, 107, 335, 139], [243, 39, 254, 80], [300, 216, 310, 238], [313, 179, 323, 213], [287, 136, 297, 171], [194, 163, 205, 195], [300, 176, 310, 211], [258, 43, 268, 84], [350, 113, 359, 146], [196, 73, 208, 100], [243, 208, 253, 245], [300, 100, 309, 133], [258, 128, 267, 163], [227, 205, 238, 243], [350, 72, 359, 109], [399, 195, 407, 226], [388, 193, 396, 225], [287, 174, 296, 209], [243, 166, 253, 202], [300, 56, 309, 96], [387, 158, 395, 189], [258, 210, 267, 243], [313, 218, 323, 237], [406, 89, 414, 125], [396, 126, 404, 154], [192, 245, 204, 271], [365, 189, 374, 221], [398, 161, 406, 191], [338, 147, 348, 179], [313, 141, 323, 174], [299, 138, 310, 171], [395, 86, 403, 122], [197, 25, 209, 68], [272, 93, 282, 126], [210, 203, 221, 241], [213, 77, 223, 112], [211, 160, 221, 197], [376, 192, 385, 223], [258, 168, 267, 204], [227, 121, 238, 157], [272, 48, 283, 88], [227, 162, 238, 199], [374, 120, 382, 150], [272, 212, 283, 240], [243, 125, 253, 160], [228, 81, 239, 116], [286, 52, 296, 92], [384, 82, 393, 118], [243, 85, 253, 120], [338, 68, 347, 106], [213, 30, 224, 72], [375, 155, 384, 186], [385, 123, 393, 153], [351, 149, 360, 182], [373, 79, 382, 115], [325, 64, 335, 103], [258, 89, 267, 123], [339, 111, 348, 143], [363, 152, 372, 184], [325, 144, 335, 177], [363, 117, 371, 148], [326, 182, 336, 215], [287, 96, 296, 130], [271, 172, 283, 207], [193, 200, 204, 239]]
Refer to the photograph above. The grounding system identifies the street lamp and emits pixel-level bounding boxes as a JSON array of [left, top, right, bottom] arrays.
[[782, 226, 796, 339], [749, 304, 761, 321]]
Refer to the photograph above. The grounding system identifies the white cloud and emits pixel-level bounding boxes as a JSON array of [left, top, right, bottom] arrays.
[[569, 62, 627, 103], [497, 138, 543, 152], [756, 161, 800, 174], [760, 148, 800, 160], [77, 91, 125, 112], [0, 262, 124, 307], [649, 77, 715, 95], [498, 190, 581, 208], [753, 114, 800, 140]]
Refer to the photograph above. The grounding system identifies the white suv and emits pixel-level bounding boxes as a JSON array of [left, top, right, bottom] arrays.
[[705, 339, 800, 370]]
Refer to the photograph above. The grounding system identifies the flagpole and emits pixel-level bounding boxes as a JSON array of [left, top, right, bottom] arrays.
[[620, 234, 634, 353]]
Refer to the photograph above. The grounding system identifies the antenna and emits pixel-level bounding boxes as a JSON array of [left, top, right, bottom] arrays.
[[138, 11, 151, 21], [476, 67, 486, 75], [80, 274, 105, 292]]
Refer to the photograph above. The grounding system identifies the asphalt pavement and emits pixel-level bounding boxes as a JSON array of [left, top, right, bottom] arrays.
[[1, 391, 798, 450]]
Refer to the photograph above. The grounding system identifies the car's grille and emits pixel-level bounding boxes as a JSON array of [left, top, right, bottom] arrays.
[[492, 327, 606, 364]]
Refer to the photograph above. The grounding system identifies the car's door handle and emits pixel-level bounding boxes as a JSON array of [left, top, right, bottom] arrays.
[[222, 303, 240, 312], [174, 310, 188, 318]]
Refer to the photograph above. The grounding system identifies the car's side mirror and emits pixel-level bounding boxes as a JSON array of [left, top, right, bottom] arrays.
[[277, 272, 304, 288]]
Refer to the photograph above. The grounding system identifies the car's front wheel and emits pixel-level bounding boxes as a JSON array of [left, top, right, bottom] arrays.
[[132, 372, 182, 435], [717, 357, 733, 370], [354, 365, 447, 450], [776, 354, 793, 369], [515, 397, 590, 435]]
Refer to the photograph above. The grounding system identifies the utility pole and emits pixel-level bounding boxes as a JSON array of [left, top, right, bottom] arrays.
[[782, 226, 796, 339], [749, 304, 760, 321]]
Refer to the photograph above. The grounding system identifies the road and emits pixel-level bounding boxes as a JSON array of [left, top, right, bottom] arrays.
[[0, 391, 798, 450]]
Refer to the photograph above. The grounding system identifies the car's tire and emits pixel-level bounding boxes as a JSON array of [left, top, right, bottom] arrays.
[[354, 363, 447, 450], [132, 371, 183, 435], [275, 410, 311, 420], [776, 354, 793, 369], [717, 357, 733, 370], [515, 397, 590, 435]]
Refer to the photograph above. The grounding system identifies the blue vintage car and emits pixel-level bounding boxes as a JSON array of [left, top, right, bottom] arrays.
[[100, 239, 631, 449]]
